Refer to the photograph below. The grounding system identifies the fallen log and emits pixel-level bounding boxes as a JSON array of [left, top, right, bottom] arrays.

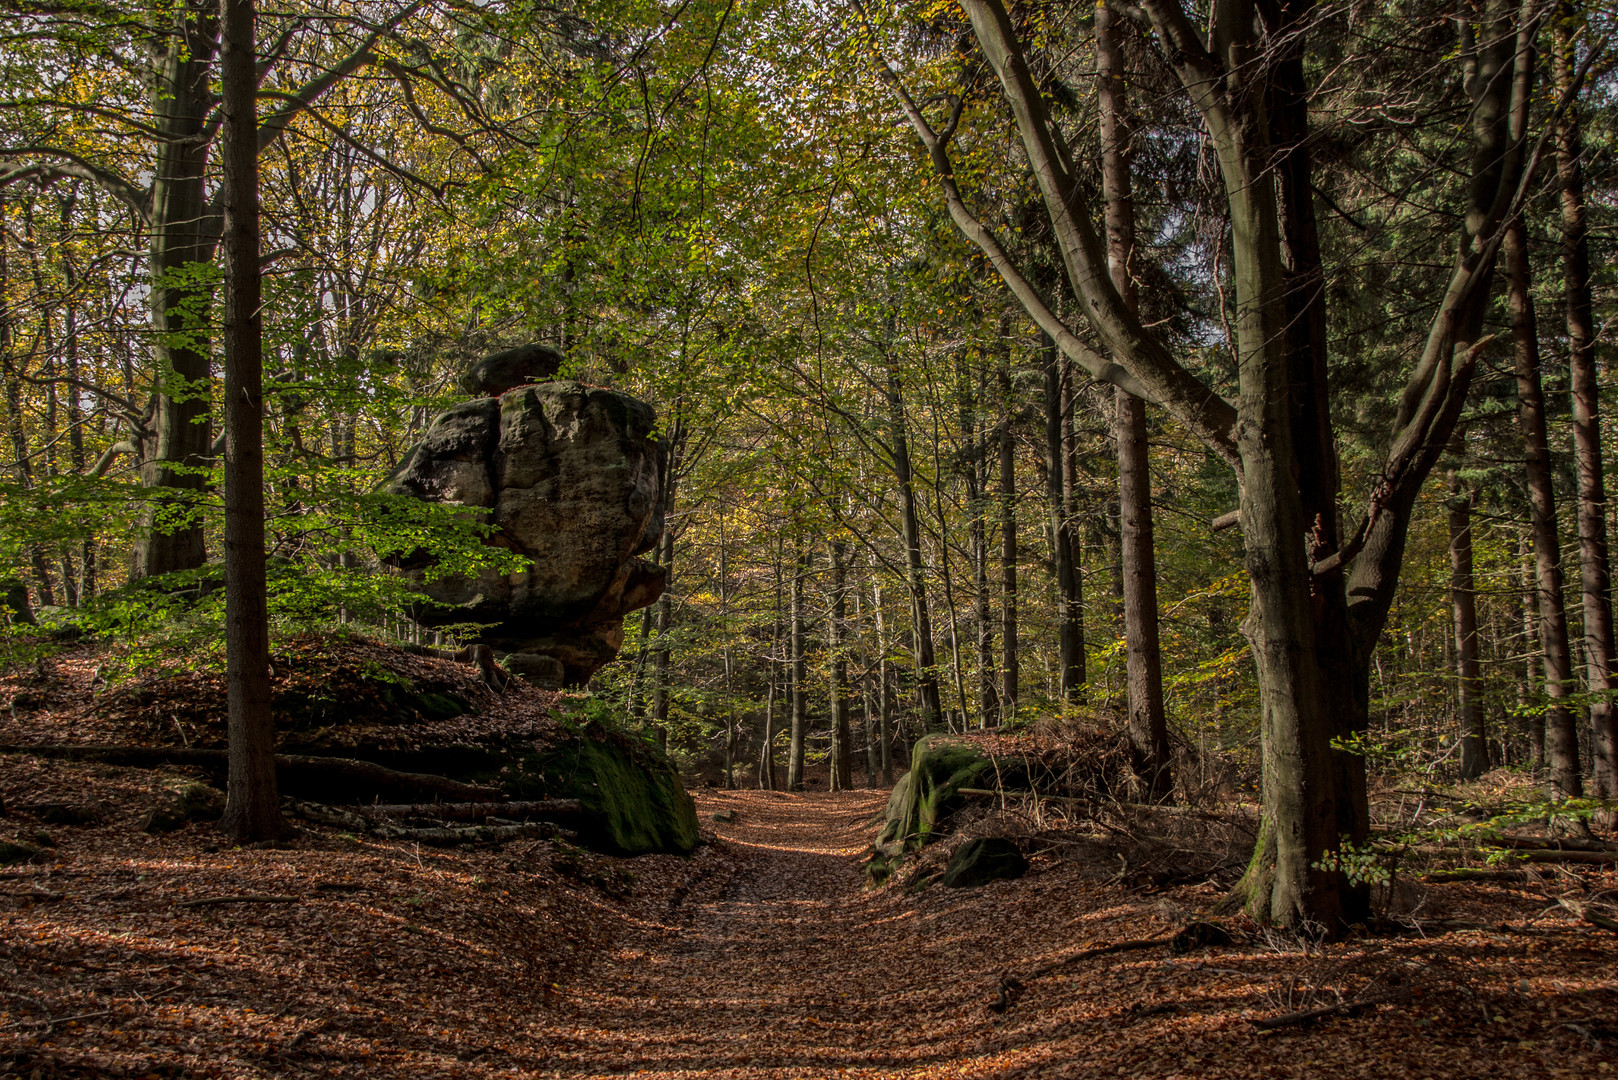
[[376, 822, 562, 847], [1251, 995, 1391, 1031], [1421, 867, 1536, 884], [1369, 824, 1618, 853], [355, 799, 582, 823], [0, 744, 506, 803], [177, 894, 301, 909]]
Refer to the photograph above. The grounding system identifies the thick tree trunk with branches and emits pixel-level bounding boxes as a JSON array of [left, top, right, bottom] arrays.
[[866, 0, 1541, 931]]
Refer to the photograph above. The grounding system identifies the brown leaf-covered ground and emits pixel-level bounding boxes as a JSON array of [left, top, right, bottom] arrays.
[[4, 765, 1617, 1079]]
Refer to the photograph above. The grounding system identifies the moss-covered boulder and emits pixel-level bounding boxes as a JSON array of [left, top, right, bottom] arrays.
[[520, 729, 698, 856], [876, 735, 993, 851], [942, 837, 1027, 888]]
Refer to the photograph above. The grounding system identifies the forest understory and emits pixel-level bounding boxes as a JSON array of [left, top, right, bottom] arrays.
[[3, 767, 1617, 1079]]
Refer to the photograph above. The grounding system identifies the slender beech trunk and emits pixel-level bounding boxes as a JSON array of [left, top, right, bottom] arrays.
[[1042, 335, 1084, 702], [1098, 2, 1171, 795], [887, 365, 943, 728], [998, 354, 1019, 718], [1449, 468, 1487, 779], [63, 287, 94, 598], [136, 2, 219, 579], [759, 543, 780, 790], [719, 505, 736, 789], [1507, 216, 1583, 797], [874, 571, 894, 784], [963, 365, 995, 726], [1554, 9, 1617, 795], [650, 525, 674, 754], [217, 0, 280, 843], [828, 540, 853, 791], [788, 537, 809, 790]]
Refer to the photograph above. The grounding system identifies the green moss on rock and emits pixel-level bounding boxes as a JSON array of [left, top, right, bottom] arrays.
[[876, 735, 993, 851], [521, 729, 698, 856], [942, 837, 1027, 888]]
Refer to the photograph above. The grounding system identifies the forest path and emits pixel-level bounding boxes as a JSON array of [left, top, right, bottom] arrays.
[[537, 787, 1023, 1079]]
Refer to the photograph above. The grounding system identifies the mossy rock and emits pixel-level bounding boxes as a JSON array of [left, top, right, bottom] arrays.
[[942, 837, 1027, 888], [876, 735, 993, 851], [520, 731, 698, 856], [0, 841, 40, 865]]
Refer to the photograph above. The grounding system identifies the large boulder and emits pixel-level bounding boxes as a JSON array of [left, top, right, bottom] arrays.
[[517, 732, 699, 856], [384, 377, 667, 685], [459, 342, 565, 397], [876, 735, 993, 851]]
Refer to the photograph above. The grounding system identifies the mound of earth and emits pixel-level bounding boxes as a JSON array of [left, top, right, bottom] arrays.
[[1, 633, 697, 856]]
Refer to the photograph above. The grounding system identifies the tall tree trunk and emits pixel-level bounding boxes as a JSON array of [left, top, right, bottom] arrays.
[[650, 525, 674, 754], [217, 0, 280, 844], [1507, 216, 1583, 797], [874, 571, 894, 784], [1042, 335, 1084, 702], [1449, 467, 1487, 779], [963, 365, 995, 726], [788, 536, 809, 790], [1554, 8, 1617, 795], [1521, 528, 1545, 766], [1098, 2, 1171, 795], [135, 2, 219, 579], [998, 353, 1019, 718], [760, 539, 782, 790], [828, 540, 853, 791], [887, 366, 943, 728]]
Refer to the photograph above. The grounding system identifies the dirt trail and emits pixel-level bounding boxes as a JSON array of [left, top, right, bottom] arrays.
[[6, 769, 1614, 1080], [541, 788, 976, 1078]]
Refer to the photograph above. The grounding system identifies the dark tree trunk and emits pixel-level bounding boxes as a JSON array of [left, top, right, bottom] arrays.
[[963, 365, 995, 726], [1553, 8, 1617, 795], [1098, 2, 1171, 795], [998, 352, 1019, 719], [217, 0, 281, 844], [1521, 529, 1546, 765], [1042, 335, 1084, 702], [135, 2, 219, 579], [1507, 216, 1583, 797], [1449, 468, 1487, 779], [887, 366, 943, 728]]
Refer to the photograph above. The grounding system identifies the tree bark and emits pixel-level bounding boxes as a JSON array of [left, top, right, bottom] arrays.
[[1043, 335, 1084, 702], [1098, 2, 1171, 796], [1449, 467, 1487, 779], [828, 540, 853, 791], [135, 2, 219, 579], [1553, 7, 1617, 795], [217, 0, 281, 844], [998, 349, 1019, 719], [1507, 215, 1583, 798], [874, 571, 894, 784], [887, 364, 943, 728], [964, 363, 995, 726], [650, 525, 674, 755], [787, 536, 809, 790]]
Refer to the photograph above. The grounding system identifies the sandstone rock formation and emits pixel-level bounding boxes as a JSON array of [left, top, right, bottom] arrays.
[[385, 368, 666, 687]]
